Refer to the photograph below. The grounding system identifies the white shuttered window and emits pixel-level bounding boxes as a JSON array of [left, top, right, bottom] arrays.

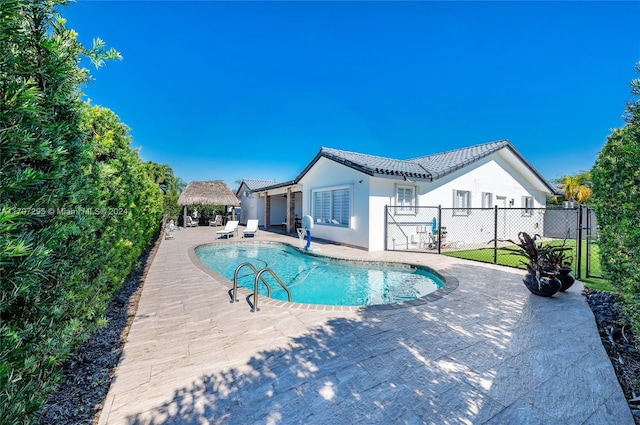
[[482, 192, 493, 208], [312, 187, 350, 226], [395, 185, 417, 215], [454, 190, 471, 215], [522, 196, 534, 216]]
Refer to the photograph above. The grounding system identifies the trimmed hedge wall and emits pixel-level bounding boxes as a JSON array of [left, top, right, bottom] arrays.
[[0, 1, 163, 422], [592, 62, 640, 336]]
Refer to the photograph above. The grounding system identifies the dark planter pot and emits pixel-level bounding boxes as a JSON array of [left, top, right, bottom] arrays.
[[558, 267, 575, 292], [522, 273, 561, 297]]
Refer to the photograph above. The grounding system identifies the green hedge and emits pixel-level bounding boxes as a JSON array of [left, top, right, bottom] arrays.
[[592, 62, 640, 336], [0, 1, 163, 422]]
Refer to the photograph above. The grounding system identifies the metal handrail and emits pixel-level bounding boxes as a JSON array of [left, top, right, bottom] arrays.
[[250, 268, 292, 312], [230, 262, 271, 303]]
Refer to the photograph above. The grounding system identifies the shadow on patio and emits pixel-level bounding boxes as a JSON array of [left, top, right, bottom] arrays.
[[125, 263, 630, 424]]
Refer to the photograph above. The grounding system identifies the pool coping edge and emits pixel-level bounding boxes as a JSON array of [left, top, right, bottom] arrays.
[[187, 240, 459, 312]]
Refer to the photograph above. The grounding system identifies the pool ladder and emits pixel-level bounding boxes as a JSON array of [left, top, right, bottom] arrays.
[[230, 262, 292, 312]]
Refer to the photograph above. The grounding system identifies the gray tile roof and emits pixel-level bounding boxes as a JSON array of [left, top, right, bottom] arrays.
[[408, 139, 510, 180], [308, 139, 555, 193], [316, 140, 511, 181], [242, 179, 282, 191], [249, 139, 556, 195], [319, 148, 432, 179]]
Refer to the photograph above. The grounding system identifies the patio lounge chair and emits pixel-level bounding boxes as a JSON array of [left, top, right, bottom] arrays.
[[216, 220, 238, 239], [186, 216, 199, 227], [209, 215, 222, 227], [242, 219, 259, 238]]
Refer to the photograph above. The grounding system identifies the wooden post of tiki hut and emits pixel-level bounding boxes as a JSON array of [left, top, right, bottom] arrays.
[[177, 180, 240, 228]]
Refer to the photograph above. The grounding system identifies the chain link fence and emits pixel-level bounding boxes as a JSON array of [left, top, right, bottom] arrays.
[[386, 205, 601, 279]]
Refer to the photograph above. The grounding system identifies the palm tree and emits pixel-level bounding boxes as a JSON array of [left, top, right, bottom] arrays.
[[553, 172, 592, 204], [143, 162, 184, 195], [164, 175, 186, 196]]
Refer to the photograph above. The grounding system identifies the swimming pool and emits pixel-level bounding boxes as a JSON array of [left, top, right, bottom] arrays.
[[194, 242, 444, 306]]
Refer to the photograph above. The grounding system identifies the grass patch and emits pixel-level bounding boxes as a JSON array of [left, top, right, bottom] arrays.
[[442, 248, 525, 269], [581, 277, 614, 292], [443, 238, 607, 281]]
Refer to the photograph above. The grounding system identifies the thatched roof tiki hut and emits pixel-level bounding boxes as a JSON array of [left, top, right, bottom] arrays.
[[177, 180, 241, 228]]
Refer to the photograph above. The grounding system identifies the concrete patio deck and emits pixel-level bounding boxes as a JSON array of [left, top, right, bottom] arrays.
[[98, 225, 634, 424]]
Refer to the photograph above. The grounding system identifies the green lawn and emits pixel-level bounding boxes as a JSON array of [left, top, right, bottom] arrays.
[[442, 238, 613, 291]]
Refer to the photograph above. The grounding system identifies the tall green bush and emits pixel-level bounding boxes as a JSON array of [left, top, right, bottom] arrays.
[[592, 62, 640, 336], [0, 0, 163, 422], [77, 103, 164, 313], [143, 161, 185, 221]]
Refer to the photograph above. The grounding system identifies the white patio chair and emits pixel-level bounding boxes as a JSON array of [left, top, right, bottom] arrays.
[[216, 220, 238, 239], [242, 219, 259, 238], [209, 215, 222, 227]]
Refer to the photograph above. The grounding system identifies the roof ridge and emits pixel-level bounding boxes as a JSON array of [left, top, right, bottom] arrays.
[[320, 146, 405, 162], [318, 146, 432, 180], [243, 178, 281, 183], [407, 139, 510, 161]]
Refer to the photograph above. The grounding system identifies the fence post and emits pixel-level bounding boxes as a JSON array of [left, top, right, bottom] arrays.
[[576, 205, 583, 280], [437, 205, 442, 254], [494, 205, 498, 264], [384, 205, 388, 251], [585, 206, 591, 278]]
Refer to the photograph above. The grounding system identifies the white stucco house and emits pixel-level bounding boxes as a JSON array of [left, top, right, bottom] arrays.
[[248, 140, 558, 252], [236, 179, 288, 226]]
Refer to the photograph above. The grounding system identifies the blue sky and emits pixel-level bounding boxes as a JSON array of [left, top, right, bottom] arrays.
[[63, 1, 640, 189]]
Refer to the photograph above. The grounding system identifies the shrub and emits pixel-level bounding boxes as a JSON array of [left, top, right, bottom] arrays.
[[0, 1, 162, 422], [591, 61, 640, 336]]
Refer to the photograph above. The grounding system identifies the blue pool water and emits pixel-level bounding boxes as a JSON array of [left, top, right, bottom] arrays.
[[195, 242, 444, 306]]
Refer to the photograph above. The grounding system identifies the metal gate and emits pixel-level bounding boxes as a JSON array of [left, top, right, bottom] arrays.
[[385, 204, 601, 279], [385, 205, 441, 253], [577, 205, 601, 279]]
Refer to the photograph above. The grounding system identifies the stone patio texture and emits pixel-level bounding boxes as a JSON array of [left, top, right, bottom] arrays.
[[97, 225, 634, 425]]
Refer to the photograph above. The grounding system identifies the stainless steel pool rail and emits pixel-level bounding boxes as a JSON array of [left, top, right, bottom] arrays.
[[250, 268, 292, 312], [231, 263, 269, 302], [230, 263, 292, 312]]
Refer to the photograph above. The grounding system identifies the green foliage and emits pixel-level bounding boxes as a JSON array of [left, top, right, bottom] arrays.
[[191, 204, 225, 215], [581, 277, 615, 292], [550, 171, 592, 204], [494, 232, 572, 275], [143, 161, 185, 196], [0, 1, 162, 422], [444, 238, 598, 277], [142, 161, 185, 221], [592, 61, 640, 337], [163, 193, 181, 221]]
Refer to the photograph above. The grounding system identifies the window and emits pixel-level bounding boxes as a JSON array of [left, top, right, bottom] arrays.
[[482, 192, 493, 209], [395, 185, 416, 214], [312, 186, 350, 226], [454, 190, 471, 215], [522, 196, 534, 216]]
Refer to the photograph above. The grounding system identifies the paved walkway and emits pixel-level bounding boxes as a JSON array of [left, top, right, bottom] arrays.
[[98, 226, 633, 425]]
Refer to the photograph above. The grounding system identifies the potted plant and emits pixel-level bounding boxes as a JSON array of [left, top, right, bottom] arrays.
[[540, 245, 575, 291], [500, 232, 562, 297]]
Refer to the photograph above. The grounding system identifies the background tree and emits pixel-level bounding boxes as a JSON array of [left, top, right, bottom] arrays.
[[143, 162, 184, 195], [143, 161, 185, 221], [551, 171, 592, 204], [591, 61, 640, 336]]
